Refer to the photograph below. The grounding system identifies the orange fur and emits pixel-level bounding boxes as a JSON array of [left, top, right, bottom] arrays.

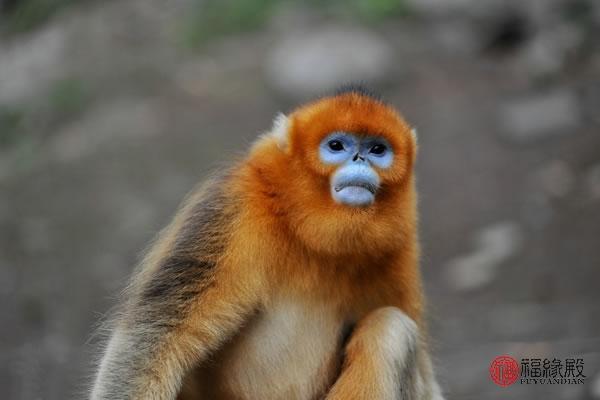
[[238, 91, 422, 320]]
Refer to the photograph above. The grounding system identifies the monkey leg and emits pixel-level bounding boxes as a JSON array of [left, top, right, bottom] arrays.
[[326, 307, 443, 400]]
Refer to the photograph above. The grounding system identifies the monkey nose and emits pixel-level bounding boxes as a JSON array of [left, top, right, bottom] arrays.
[[352, 153, 365, 162]]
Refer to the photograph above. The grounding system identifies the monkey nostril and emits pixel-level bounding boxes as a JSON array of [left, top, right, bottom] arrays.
[[353, 153, 365, 162]]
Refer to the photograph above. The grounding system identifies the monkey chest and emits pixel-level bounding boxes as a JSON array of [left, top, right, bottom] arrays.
[[193, 299, 347, 400]]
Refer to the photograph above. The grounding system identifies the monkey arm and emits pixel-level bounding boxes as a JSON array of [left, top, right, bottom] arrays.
[[91, 177, 264, 400], [91, 263, 262, 400], [325, 307, 444, 400]]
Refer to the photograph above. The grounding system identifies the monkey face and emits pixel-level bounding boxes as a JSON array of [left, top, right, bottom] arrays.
[[285, 91, 415, 211], [319, 133, 393, 207]]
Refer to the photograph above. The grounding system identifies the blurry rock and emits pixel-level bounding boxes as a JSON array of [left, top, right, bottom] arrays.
[[446, 221, 523, 291], [586, 164, 600, 201], [174, 58, 220, 98], [0, 25, 66, 105], [265, 27, 392, 99], [50, 99, 161, 163], [515, 35, 562, 76], [536, 160, 574, 198], [433, 22, 480, 54], [582, 82, 600, 125], [521, 192, 553, 230], [513, 24, 583, 78], [500, 89, 581, 142]]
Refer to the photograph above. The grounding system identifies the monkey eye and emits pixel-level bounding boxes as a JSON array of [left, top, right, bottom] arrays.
[[328, 140, 345, 152], [369, 144, 387, 155]]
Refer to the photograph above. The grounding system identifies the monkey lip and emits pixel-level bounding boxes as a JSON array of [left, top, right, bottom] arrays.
[[334, 181, 377, 195]]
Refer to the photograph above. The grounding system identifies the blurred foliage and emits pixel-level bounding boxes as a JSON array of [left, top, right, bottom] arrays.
[[0, 78, 89, 153], [0, 104, 37, 173], [562, 0, 595, 23], [182, 0, 410, 47], [313, 0, 410, 20], [1, 0, 408, 39], [47, 78, 90, 123], [0, 106, 24, 149], [183, 0, 280, 47], [1, 0, 82, 34]]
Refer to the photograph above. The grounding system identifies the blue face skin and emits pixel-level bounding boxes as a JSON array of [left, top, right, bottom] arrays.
[[319, 132, 394, 207]]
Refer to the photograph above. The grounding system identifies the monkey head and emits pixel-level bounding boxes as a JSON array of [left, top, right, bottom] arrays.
[[283, 88, 416, 207], [251, 87, 418, 256]]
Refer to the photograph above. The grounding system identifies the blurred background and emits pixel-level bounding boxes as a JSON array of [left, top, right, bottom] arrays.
[[1, 0, 599, 399]]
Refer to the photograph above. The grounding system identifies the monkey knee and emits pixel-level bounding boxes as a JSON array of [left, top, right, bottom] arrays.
[[349, 307, 419, 364], [362, 307, 418, 340], [368, 306, 417, 327]]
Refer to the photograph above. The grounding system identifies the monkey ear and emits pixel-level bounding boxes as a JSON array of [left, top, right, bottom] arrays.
[[410, 128, 418, 144], [410, 128, 418, 163], [270, 113, 290, 150]]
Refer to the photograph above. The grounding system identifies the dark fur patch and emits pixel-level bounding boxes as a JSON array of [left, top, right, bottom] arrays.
[[142, 257, 213, 302], [334, 83, 382, 101], [174, 185, 229, 253], [135, 173, 235, 327], [340, 321, 356, 348]]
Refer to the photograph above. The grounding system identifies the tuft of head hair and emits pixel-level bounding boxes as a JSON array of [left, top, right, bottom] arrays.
[[333, 83, 382, 102]]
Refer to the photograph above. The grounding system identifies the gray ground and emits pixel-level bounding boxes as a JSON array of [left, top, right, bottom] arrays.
[[1, 1, 599, 399]]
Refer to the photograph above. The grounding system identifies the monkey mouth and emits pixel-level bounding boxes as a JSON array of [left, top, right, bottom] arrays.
[[334, 181, 377, 195], [331, 172, 380, 207]]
